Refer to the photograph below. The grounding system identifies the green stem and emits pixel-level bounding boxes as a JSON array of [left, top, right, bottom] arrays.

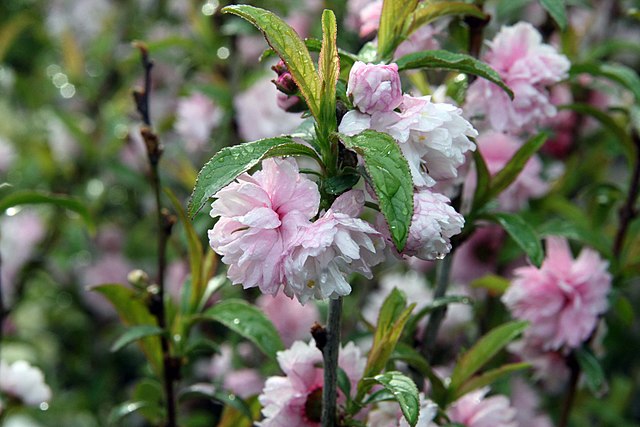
[[420, 254, 453, 362], [322, 297, 343, 427]]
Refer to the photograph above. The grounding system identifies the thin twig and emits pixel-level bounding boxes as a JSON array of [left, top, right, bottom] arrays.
[[420, 254, 453, 362], [322, 297, 342, 427], [0, 249, 4, 363], [559, 352, 580, 427], [133, 42, 177, 427], [613, 131, 640, 258]]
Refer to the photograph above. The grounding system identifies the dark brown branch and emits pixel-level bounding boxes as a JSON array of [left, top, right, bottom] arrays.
[[613, 131, 640, 258]]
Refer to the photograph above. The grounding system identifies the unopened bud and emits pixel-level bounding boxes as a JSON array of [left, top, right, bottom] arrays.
[[272, 72, 297, 95], [128, 269, 150, 288]]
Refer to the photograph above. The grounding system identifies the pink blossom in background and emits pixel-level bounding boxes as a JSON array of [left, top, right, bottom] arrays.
[[346, 0, 377, 34], [257, 292, 319, 347], [394, 25, 440, 58], [340, 94, 477, 187], [0, 360, 51, 406], [174, 92, 222, 153], [223, 369, 265, 399], [502, 237, 611, 351], [284, 190, 385, 303], [508, 339, 570, 393], [209, 158, 320, 296], [542, 85, 577, 158], [378, 188, 464, 260], [234, 77, 304, 141], [465, 22, 570, 133], [368, 393, 438, 427], [358, 0, 382, 38], [81, 253, 134, 318], [466, 131, 548, 211], [347, 62, 403, 114], [259, 340, 365, 427], [0, 211, 45, 304], [451, 225, 505, 286], [510, 377, 554, 427], [448, 388, 517, 427], [0, 136, 16, 173]]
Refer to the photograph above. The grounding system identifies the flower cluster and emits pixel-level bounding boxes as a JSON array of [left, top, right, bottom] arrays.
[[209, 159, 384, 303], [465, 22, 570, 134]]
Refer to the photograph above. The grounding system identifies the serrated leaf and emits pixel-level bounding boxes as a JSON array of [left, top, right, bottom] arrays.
[[111, 325, 165, 352], [318, 9, 339, 143], [396, 50, 513, 99], [537, 219, 612, 258], [189, 136, 302, 217], [165, 188, 204, 312], [487, 212, 544, 267], [370, 371, 420, 427], [391, 343, 448, 405], [0, 190, 95, 232], [339, 130, 414, 251], [575, 347, 608, 396], [558, 103, 635, 164], [91, 284, 163, 376], [378, 0, 420, 60], [454, 362, 530, 399], [486, 132, 547, 204], [324, 173, 361, 195], [409, 2, 487, 34], [449, 321, 528, 392], [222, 5, 321, 117], [540, 0, 567, 30], [571, 62, 640, 102], [197, 299, 284, 360]]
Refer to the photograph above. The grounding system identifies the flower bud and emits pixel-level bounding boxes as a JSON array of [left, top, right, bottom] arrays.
[[272, 72, 298, 95], [347, 61, 402, 114]]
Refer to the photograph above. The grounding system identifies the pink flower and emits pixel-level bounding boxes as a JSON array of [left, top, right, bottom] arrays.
[[0, 360, 51, 406], [259, 340, 366, 426], [510, 377, 554, 427], [340, 95, 477, 187], [208, 158, 320, 295], [467, 131, 548, 211], [394, 25, 440, 58], [347, 62, 403, 114], [224, 369, 265, 399], [284, 190, 385, 303], [448, 388, 517, 427], [358, 0, 382, 38], [379, 189, 464, 260], [174, 92, 222, 153], [508, 339, 570, 393], [465, 22, 570, 133], [257, 292, 320, 347], [234, 77, 304, 141], [502, 237, 611, 350]]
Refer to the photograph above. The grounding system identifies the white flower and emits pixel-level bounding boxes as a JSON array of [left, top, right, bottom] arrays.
[[0, 360, 51, 406]]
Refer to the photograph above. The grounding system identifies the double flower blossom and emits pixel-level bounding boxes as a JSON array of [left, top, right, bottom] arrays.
[[208, 61, 477, 303]]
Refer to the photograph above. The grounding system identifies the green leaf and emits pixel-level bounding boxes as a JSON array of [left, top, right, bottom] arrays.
[[449, 321, 528, 393], [337, 367, 352, 401], [454, 362, 531, 399], [222, 5, 321, 117], [558, 103, 635, 164], [396, 50, 513, 99], [486, 133, 548, 204], [132, 379, 164, 424], [90, 284, 163, 376], [571, 62, 640, 102], [108, 401, 155, 425], [323, 173, 361, 195], [197, 299, 284, 360], [339, 130, 414, 251], [391, 343, 448, 405], [470, 274, 511, 295], [263, 142, 323, 163], [486, 212, 544, 267], [358, 289, 415, 401], [165, 188, 204, 312], [539, 0, 567, 30], [189, 136, 303, 217], [0, 190, 95, 232], [378, 0, 420, 60], [575, 347, 608, 396], [537, 219, 612, 258], [408, 2, 487, 34], [111, 325, 165, 352], [471, 149, 491, 211], [318, 9, 339, 142], [369, 371, 420, 427]]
